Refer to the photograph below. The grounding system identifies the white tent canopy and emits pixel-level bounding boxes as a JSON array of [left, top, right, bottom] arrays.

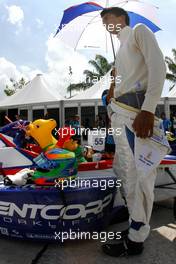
[[0, 72, 167, 124], [167, 87, 176, 98], [68, 72, 111, 101], [0, 74, 64, 108]]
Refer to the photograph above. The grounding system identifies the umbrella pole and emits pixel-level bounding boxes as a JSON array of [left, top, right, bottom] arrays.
[[110, 33, 116, 64]]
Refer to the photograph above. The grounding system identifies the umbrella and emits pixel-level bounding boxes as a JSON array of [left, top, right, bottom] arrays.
[[55, 0, 161, 58]]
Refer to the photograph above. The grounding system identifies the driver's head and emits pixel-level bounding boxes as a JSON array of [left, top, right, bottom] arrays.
[[101, 7, 130, 35]]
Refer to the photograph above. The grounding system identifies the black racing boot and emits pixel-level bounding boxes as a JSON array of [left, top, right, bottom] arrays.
[[102, 237, 144, 257], [112, 228, 129, 241]]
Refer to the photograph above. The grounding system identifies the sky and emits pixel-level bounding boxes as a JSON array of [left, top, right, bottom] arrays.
[[0, 0, 175, 100]]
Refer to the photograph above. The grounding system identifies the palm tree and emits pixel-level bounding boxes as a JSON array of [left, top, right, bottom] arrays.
[[4, 77, 28, 96], [165, 49, 176, 91], [67, 54, 112, 96]]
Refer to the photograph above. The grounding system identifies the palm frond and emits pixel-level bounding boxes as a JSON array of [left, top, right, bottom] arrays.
[[95, 54, 112, 74], [88, 60, 104, 76], [167, 63, 176, 75], [83, 70, 100, 81], [165, 56, 175, 66], [67, 54, 112, 94], [166, 73, 176, 83], [172, 48, 176, 63], [67, 82, 91, 92], [169, 84, 175, 92], [165, 51, 176, 86], [88, 54, 112, 76], [165, 55, 176, 74]]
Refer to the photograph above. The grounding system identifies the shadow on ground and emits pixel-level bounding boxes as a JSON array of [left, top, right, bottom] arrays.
[[36, 202, 176, 264], [0, 201, 175, 264]]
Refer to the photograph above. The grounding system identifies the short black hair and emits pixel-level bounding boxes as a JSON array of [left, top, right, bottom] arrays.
[[101, 7, 130, 26]]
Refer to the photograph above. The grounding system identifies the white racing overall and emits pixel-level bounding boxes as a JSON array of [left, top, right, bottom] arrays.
[[111, 99, 170, 243]]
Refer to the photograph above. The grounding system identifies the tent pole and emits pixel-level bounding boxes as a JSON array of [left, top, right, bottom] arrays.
[[78, 103, 82, 144], [28, 106, 33, 122], [164, 97, 170, 119], [95, 101, 98, 121], [59, 100, 65, 127], [44, 105, 47, 115], [78, 103, 81, 126]]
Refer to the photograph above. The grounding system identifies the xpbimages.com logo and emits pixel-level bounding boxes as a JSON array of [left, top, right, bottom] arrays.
[[55, 229, 122, 243], [57, 23, 122, 34], [54, 126, 122, 138], [55, 177, 122, 191]]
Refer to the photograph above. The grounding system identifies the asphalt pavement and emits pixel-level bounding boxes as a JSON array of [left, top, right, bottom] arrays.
[[0, 199, 175, 264]]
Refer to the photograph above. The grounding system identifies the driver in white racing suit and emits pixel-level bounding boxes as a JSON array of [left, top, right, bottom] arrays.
[[101, 7, 168, 257]]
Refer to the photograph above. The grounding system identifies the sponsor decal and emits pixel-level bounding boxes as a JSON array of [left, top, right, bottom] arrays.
[[26, 233, 54, 240], [139, 153, 154, 167], [0, 227, 9, 236], [0, 194, 112, 222]]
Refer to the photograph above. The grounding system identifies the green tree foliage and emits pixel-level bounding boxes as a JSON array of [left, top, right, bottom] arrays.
[[4, 77, 28, 96], [165, 49, 176, 91], [67, 54, 112, 96]]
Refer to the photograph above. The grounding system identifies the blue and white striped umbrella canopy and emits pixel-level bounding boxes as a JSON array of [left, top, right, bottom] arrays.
[[55, 1, 161, 52]]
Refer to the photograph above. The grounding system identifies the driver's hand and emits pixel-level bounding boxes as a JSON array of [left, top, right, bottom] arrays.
[[132, 110, 154, 138]]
